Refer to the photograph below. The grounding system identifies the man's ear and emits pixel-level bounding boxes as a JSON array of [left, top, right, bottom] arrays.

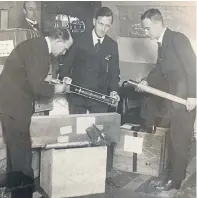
[[93, 18, 96, 26], [23, 8, 27, 15]]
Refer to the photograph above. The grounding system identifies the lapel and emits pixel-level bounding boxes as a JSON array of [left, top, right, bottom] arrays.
[[98, 35, 109, 58], [160, 28, 171, 60]]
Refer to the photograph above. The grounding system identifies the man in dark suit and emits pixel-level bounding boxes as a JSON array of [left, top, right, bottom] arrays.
[[18, 1, 40, 36], [60, 7, 120, 114], [138, 9, 196, 191], [0, 28, 73, 198]]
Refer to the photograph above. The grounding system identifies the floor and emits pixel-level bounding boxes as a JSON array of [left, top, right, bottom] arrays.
[[30, 143, 196, 198]]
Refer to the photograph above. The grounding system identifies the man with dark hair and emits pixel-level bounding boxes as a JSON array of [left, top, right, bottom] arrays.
[[60, 6, 120, 114], [18, 1, 40, 34], [138, 8, 196, 191], [0, 28, 73, 198]]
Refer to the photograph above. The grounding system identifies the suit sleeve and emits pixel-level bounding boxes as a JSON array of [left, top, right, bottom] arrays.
[[172, 34, 196, 98], [108, 41, 120, 92], [23, 48, 54, 98]]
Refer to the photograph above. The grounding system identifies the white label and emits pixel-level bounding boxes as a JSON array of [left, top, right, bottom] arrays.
[[121, 123, 132, 130], [124, 135, 144, 154], [0, 40, 14, 57], [77, 116, 95, 134], [60, 125, 72, 135], [96, 125, 104, 131], [57, 135, 69, 143]]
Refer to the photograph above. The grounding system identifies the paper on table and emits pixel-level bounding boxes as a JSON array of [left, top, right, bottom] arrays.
[[57, 135, 69, 143], [96, 125, 104, 131], [124, 135, 144, 154], [60, 125, 72, 135], [77, 116, 95, 134]]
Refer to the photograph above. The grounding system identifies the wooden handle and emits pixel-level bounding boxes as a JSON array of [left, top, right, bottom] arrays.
[[127, 80, 187, 106]]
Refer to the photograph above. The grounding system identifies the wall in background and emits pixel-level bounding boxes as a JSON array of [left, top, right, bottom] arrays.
[[102, 1, 196, 84], [0, 1, 41, 29]]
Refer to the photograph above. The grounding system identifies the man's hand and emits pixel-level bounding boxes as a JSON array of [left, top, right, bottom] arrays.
[[110, 91, 120, 107], [186, 98, 197, 111], [135, 80, 148, 92], [54, 83, 70, 94], [110, 91, 120, 102], [63, 77, 72, 85]]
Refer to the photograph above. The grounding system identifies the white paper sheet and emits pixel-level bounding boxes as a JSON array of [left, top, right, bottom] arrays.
[[76, 116, 95, 134], [124, 135, 144, 154], [60, 125, 72, 135], [57, 135, 69, 143], [0, 40, 14, 57]]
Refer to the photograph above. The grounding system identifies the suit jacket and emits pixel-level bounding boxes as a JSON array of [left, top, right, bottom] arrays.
[[60, 31, 120, 106], [146, 28, 196, 110], [0, 37, 54, 120], [18, 18, 40, 36]]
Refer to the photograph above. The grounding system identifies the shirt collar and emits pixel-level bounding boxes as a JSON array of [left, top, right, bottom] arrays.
[[45, 37, 51, 54], [92, 29, 105, 46], [157, 28, 166, 44], [26, 18, 37, 25]]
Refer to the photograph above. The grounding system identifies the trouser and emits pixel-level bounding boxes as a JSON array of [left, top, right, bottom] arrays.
[[140, 95, 170, 128], [0, 114, 34, 198], [166, 108, 195, 181]]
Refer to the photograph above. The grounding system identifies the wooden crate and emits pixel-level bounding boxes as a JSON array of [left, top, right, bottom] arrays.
[[0, 113, 120, 183], [40, 146, 107, 198], [113, 127, 168, 177], [0, 113, 121, 148]]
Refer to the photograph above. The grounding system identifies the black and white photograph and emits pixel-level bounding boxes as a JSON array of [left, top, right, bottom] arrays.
[[0, 1, 196, 198]]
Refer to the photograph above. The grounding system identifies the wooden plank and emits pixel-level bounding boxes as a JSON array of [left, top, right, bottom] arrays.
[[0, 113, 121, 148], [0, 113, 120, 185], [123, 174, 152, 191]]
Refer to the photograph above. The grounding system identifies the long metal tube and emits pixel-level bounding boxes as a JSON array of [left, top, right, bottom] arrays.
[[51, 79, 119, 107]]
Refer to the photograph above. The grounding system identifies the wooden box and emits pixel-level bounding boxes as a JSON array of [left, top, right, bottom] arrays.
[[113, 127, 168, 177], [0, 113, 120, 183], [0, 113, 121, 147], [40, 146, 107, 198]]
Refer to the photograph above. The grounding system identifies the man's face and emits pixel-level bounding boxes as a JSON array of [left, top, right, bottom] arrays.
[[93, 16, 112, 38], [52, 37, 73, 57], [141, 18, 161, 40], [24, 1, 37, 21]]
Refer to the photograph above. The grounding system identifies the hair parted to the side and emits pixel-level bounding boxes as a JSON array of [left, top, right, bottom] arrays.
[[141, 8, 163, 24], [95, 7, 114, 23], [23, 1, 27, 10], [23, 1, 36, 11], [48, 28, 71, 41]]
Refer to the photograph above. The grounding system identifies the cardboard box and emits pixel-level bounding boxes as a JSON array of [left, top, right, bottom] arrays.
[[40, 146, 107, 198], [113, 127, 168, 177]]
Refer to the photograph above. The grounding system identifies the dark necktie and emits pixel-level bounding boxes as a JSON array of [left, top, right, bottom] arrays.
[[157, 42, 162, 62], [95, 39, 101, 53]]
